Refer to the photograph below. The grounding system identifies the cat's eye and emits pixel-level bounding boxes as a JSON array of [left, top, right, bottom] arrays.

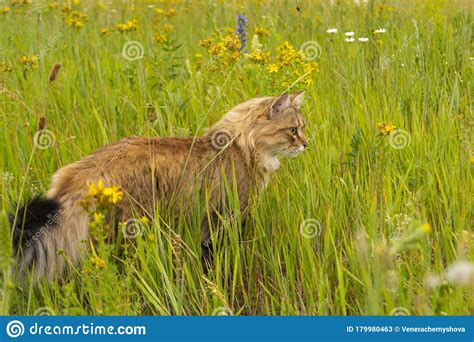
[[289, 127, 298, 135]]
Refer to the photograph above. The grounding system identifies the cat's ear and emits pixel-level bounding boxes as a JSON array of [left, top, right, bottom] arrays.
[[290, 91, 305, 110], [269, 94, 291, 118]]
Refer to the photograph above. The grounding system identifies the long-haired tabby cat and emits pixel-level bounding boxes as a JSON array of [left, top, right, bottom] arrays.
[[11, 92, 308, 281]]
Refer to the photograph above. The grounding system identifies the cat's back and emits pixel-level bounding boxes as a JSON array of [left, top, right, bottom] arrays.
[[47, 136, 208, 200]]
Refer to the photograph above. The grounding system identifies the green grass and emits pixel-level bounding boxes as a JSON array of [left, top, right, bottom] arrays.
[[0, 0, 472, 315]]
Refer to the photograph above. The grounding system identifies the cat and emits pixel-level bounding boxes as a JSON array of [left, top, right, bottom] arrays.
[[11, 92, 308, 281]]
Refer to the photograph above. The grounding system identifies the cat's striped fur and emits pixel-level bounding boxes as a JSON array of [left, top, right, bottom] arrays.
[[11, 92, 308, 281]]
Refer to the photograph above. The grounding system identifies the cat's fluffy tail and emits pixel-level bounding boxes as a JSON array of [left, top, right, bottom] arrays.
[[9, 197, 62, 280]]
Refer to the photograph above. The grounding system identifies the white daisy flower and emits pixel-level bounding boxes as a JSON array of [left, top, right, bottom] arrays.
[[358, 37, 369, 42], [326, 28, 338, 34], [344, 31, 355, 36], [375, 28, 387, 34], [446, 260, 474, 286], [345, 38, 355, 43]]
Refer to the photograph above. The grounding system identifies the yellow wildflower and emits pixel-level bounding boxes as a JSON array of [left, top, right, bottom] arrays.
[[208, 43, 226, 57], [116, 23, 127, 32], [164, 24, 174, 32], [71, 11, 86, 19], [103, 185, 123, 204], [223, 34, 241, 51], [1, 7, 10, 14], [153, 34, 167, 43], [155, 8, 164, 15], [255, 27, 269, 37], [64, 11, 87, 29], [267, 63, 280, 73], [48, 2, 58, 9], [276, 41, 302, 67], [84, 180, 122, 208], [73, 20, 83, 28], [377, 122, 397, 136], [0, 62, 12, 72], [303, 62, 318, 74], [83, 181, 122, 236], [90, 255, 106, 269], [228, 51, 240, 63], [469, 156, 474, 164], [165, 8, 177, 17], [100, 28, 110, 35], [88, 180, 104, 197], [92, 211, 105, 226], [375, 4, 395, 16], [21, 55, 38, 69], [116, 19, 139, 33], [12, 0, 31, 5], [304, 77, 314, 86], [421, 223, 432, 234], [199, 38, 213, 48], [247, 51, 270, 65]]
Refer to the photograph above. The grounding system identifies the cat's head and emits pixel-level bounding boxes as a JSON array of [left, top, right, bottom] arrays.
[[208, 92, 308, 171], [252, 92, 308, 158]]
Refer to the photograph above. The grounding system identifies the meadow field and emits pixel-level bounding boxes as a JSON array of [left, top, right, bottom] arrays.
[[0, 0, 473, 316]]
